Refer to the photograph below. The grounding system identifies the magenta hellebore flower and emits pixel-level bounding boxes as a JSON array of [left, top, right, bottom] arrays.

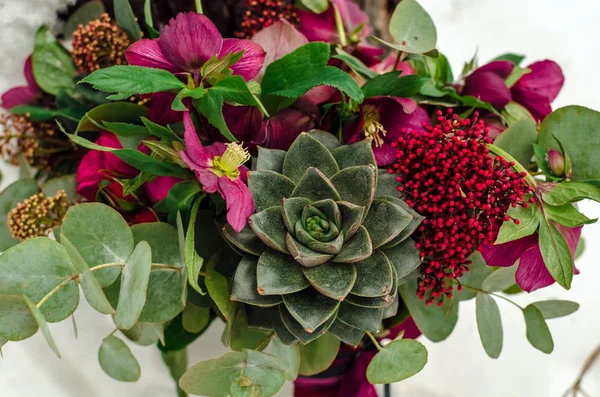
[[481, 224, 582, 292], [1, 56, 41, 109], [462, 59, 564, 121], [124, 12, 266, 124], [343, 97, 429, 166], [296, 0, 383, 66], [180, 112, 254, 232]]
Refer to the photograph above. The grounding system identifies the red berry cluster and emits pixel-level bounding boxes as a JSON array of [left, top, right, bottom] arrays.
[[237, 0, 299, 39], [390, 109, 531, 305]]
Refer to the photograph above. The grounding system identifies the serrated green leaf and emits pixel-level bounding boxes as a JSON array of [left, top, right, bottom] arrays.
[[212, 76, 269, 116], [475, 293, 503, 358], [332, 48, 378, 81], [544, 203, 596, 228], [523, 305, 554, 354], [542, 182, 600, 206], [76, 102, 148, 133], [141, 117, 182, 142], [366, 339, 428, 384], [98, 335, 141, 382], [361, 73, 429, 98]]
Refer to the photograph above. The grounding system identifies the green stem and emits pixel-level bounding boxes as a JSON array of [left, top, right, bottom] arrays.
[[487, 143, 537, 188], [366, 332, 383, 352], [36, 277, 74, 309], [195, 0, 203, 14], [333, 3, 348, 47], [460, 284, 524, 310]]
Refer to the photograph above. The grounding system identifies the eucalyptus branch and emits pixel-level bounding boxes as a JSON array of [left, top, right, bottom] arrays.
[[366, 331, 383, 352], [487, 144, 538, 188], [36, 277, 76, 309], [460, 284, 524, 310], [561, 344, 600, 397]]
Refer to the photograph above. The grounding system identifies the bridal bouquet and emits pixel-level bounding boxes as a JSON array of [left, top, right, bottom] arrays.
[[1, 0, 599, 396]]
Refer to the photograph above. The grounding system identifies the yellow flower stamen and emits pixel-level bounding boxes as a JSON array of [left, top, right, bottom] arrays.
[[362, 105, 387, 147], [212, 142, 251, 179]]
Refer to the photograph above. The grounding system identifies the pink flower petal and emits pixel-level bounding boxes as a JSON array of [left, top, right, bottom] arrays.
[[24, 56, 37, 90], [0, 86, 38, 109], [182, 111, 211, 166], [159, 12, 223, 73], [97, 133, 138, 177], [462, 69, 512, 110], [296, 7, 338, 42], [334, 0, 371, 37], [515, 245, 556, 292], [474, 60, 514, 79], [555, 223, 582, 260], [373, 54, 415, 75], [373, 144, 397, 166], [143, 176, 182, 204], [76, 149, 106, 201], [204, 142, 227, 160], [220, 39, 266, 81], [124, 39, 180, 73], [195, 167, 220, 193], [251, 20, 308, 82], [218, 176, 255, 232], [511, 60, 564, 121], [481, 234, 538, 267]]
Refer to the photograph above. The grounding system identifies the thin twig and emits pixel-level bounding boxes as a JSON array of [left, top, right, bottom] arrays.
[[561, 344, 600, 397]]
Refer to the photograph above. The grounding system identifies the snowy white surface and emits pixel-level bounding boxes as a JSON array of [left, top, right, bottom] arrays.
[[1, 0, 599, 396]]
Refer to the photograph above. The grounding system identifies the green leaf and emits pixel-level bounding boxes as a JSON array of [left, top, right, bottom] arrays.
[[193, 90, 237, 142], [225, 309, 272, 352], [182, 200, 205, 295], [332, 48, 378, 81], [544, 203, 596, 228], [62, 203, 134, 287], [283, 289, 340, 333], [361, 73, 429, 98], [299, 0, 329, 13], [114, 241, 152, 329], [278, 304, 336, 344], [32, 26, 76, 95], [383, 0, 437, 54], [0, 295, 38, 341], [502, 102, 535, 125], [248, 171, 296, 212], [482, 266, 517, 292], [455, 252, 492, 301], [328, 320, 365, 347], [64, 0, 106, 37], [362, 199, 412, 249], [298, 333, 340, 376], [113, 0, 142, 41], [256, 250, 309, 295], [76, 102, 148, 133], [205, 254, 235, 321], [542, 182, 600, 206], [182, 303, 210, 333], [493, 53, 525, 65], [523, 305, 554, 354], [493, 119, 537, 167], [0, 179, 39, 251], [351, 250, 394, 297], [0, 238, 79, 323], [9, 105, 80, 122], [532, 300, 579, 319], [337, 302, 382, 333], [399, 279, 458, 342], [302, 262, 357, 301], [380, 238, 421, 279], [538, 106, 600, 181], [256, 147, 286, 173], [366, 339, 428, 383], [61, 235, 114, 315], [495, 204, 540, 244], [271, 337, 300, 381], [250, 207, 290, 253], [23, 295, 61, 358], [98, 335, 141, 382], [121, 322, 164, 346], [179, 350, 287, 397], [42, 175, 77, 200], [141, 117, 182, 142], [159, 313, 214, 352], [283, 132, 340, 183], [212, 76, 268, 116], [232, 256, 283, 306], [538, 218, 573, 289], [101, 121, 149, 137], [161, 349, 188, 397], [330, 165, 376, 211], [80, 66, 185, 100], [262, 42, 364, 103], [475, 293, 503, 358]]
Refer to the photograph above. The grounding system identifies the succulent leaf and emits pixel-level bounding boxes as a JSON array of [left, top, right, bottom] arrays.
[[305, 130, 341, 151], [345, 292, 395, 309], [231, 256, 282, 307], [279, 304, 337, 344], [282, 288, 340, 333], [292, 167, 341, 202], [362, 199, 412, 249], [256, 250, 310, 295], [269, 308, 298, 345], [311, 199, 342, 229], [222, 224, 268, 257], [382, 238, 421, 280], [302, 262, 357, 300], [248, 170, 295, 212], [256, 147, 286, 173], [351, 250, 394, 297], [379, 196, 424, 248], [337, 301, 384, 333], [331, 225, 373, 264], [337, 201, 365, 240], [330, 165, 376, 211], [282, 197, 311, 234], [328, 320, 365, 347], [286, 234, 333, 267], [331, 140, 377, 170], [375, 169, 400, 198], [282, 133, 340, 183], [249, 207, 289, 253]]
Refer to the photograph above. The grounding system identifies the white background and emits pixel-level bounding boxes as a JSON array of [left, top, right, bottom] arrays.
[[0, 0, 599, 396]]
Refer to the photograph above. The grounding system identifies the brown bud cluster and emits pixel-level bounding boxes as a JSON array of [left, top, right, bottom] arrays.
[[0, 112, 66, 168], [71, 13, 130, 74], [8, 190, 71, 242], [237, 0, 299, 39]]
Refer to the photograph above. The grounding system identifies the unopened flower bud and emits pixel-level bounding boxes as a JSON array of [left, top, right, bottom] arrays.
[[548, 149, 565, 176]]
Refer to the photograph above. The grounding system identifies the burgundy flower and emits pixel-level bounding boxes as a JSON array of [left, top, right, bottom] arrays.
[[180, 112, 254, 232], [462, 59, 564, 121], [143, 176, 182, 204], [371, 53, 416, 76], [296, 0, 383, 66], [481, 224, 581, 292], [343, 97, 429, 166], [1, 56, 41, 109], [124, 12, 266, 123]]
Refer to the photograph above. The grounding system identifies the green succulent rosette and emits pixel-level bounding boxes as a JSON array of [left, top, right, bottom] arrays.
[[222, 131, 424, 345]]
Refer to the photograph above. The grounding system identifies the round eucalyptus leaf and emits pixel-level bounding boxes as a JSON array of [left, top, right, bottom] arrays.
[[41, 175, 78, 200], [0, 179, 39, 251], [387, 0, 437, 54], [98, 335, 141, 382], [0, 294, 38, 341], [298, 333, 340, 376], [271, 337, 300, 381], [366, 339, 428, 384]]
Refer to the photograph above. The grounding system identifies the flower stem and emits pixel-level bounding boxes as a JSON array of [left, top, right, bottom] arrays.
[[195, 0, 203, 14], [333, 3, 348, 47], [366, 332, 383, 352], [460, 283, 524, 310], [487, 143, 538, 188], [36, 277, 75, 308]]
